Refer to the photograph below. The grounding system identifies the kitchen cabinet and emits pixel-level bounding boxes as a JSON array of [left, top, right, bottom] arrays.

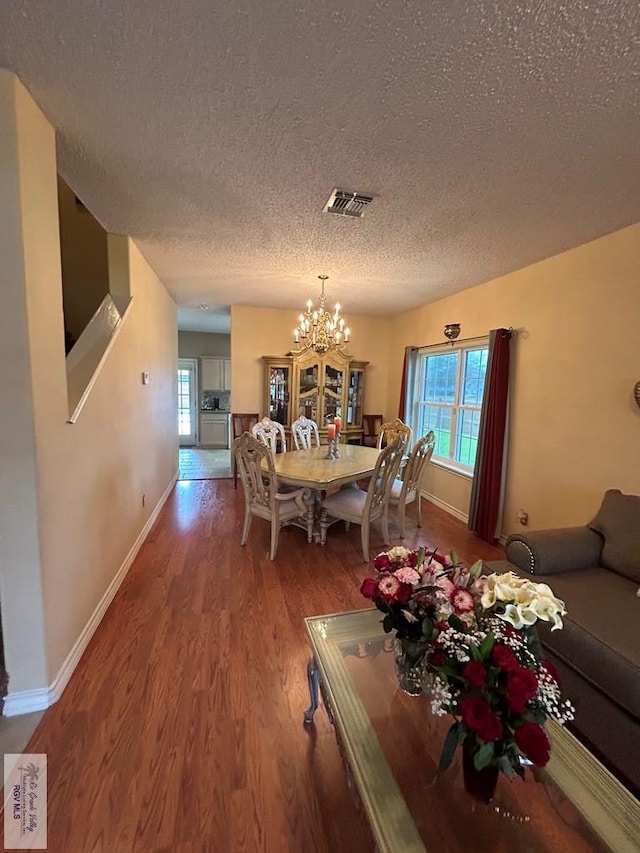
[[262, 352, 368, 443], [199, 413, 229, 447], [201, 357, 231, 391]]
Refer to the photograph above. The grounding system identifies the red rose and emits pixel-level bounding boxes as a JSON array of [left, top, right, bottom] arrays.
[[505, 667, 538, 714], [407, 551, 418, 567], [460, 696, 489, 729], [430, 552, 448, 566], [460, 696, 502, 742], [429, 649, 446, 667], [515, 722, 550, 767], [360, 578, 379, 599], [463, 661, 487, 688], [491, 644, 519, 673], [373, 553, 391, 570], [394, 582, 413, 603], [477, 712, 503, 743]]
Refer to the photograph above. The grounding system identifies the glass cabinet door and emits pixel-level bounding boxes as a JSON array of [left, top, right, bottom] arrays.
[[298, 362, 319, 421], [347, 367, 364, 426], [323, 361, 344, 424], [268, 365, 290, 425]]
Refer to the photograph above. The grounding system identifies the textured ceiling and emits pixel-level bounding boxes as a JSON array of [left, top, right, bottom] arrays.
[[1, 1, 639, 328]]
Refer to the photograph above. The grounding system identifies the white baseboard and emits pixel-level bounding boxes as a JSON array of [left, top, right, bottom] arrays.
[[422, 490, 469, 524], [2, 687, 50, 717], [3, 471, 178, 718], [421, 490, 507, 543]]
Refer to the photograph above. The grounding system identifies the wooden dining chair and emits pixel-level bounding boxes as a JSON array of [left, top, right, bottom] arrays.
[[362, 414, 383, 447], [231, 413, 259, 488], [291, 416, 321, 450], [319, 438, 404, 562], [233, 433, 310, 560], [377, 418, 412, 451], [389, 430, 435, 537], [251, 417, 287, 455]]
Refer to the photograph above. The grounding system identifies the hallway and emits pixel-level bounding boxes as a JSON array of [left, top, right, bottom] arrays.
[[178, 448, 231, 480]]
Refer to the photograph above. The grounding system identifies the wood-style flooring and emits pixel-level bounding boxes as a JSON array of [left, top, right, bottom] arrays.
[[22, 479, 504, 852]]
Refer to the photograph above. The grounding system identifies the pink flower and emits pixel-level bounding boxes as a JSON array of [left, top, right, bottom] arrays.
[[436, 577, 456, 596], [452, 589, 474, 613], [430, 552, 451, 567], [394, 567, 421, 586], [451, 567, 471, 588], [378, 574, 400, 598], [377, 574, 412, 603]]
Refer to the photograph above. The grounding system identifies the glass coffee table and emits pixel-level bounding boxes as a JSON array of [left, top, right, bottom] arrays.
[[304, 609, 640, 853]]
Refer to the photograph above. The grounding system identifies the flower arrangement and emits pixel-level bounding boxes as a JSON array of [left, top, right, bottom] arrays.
[[360, 546, 575, 793]]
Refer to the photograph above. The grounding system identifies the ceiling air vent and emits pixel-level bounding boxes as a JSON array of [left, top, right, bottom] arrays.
[[323, 188, 373, 219]]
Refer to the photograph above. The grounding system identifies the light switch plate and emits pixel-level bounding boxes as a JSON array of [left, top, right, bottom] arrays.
[[142, 371, 150, 385]]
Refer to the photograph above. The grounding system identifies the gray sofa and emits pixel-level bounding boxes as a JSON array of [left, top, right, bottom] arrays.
[[485, 489, 640, 796]]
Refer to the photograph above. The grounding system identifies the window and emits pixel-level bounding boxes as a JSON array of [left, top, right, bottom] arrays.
[[177, 369, 192, 436], [413, 345, 488, 471], [177, 358, 198, 444]]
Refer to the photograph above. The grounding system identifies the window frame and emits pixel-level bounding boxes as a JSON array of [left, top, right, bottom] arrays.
[[412, 341, 489, 475]]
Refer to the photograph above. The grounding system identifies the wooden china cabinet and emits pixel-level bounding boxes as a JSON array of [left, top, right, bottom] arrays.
[[262, 351, 368, 444]]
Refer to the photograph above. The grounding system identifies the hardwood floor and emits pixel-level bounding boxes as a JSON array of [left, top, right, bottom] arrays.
[[23, 480, 503, 852]]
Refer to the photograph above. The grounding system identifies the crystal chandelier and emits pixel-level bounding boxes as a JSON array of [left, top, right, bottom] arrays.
[[293, 275, 351, 354]]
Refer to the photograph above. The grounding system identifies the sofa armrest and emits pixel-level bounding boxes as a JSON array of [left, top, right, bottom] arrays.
[[505, 527, 603, 575]]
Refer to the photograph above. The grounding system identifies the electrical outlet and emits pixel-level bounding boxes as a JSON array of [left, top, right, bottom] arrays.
[[517, 509, 528, 526]]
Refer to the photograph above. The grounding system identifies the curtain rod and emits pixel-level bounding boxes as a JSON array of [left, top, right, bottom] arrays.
[[414, 328, 513, 351]]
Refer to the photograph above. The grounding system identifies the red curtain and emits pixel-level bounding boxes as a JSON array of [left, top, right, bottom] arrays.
[[468, 329, 511, 542], [398, 348, 408, 419]]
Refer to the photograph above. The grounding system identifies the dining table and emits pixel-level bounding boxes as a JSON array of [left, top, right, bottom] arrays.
[[269, 444, 382, 543]]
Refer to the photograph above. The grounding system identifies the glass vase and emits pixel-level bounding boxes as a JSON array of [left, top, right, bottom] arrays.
[[462, 739, 499, 804], [393, 637, 426, 696]]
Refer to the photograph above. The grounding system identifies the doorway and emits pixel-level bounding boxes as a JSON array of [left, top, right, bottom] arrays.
[[178, 358, 198, 445]]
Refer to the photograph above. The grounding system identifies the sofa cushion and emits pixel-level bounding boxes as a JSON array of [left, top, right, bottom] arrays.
[[588, 489, 640, 583], [534, 567, 640, 720]]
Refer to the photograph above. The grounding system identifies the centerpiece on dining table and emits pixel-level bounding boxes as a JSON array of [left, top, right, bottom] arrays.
[[326, 415, 341, 459], [360, 545, 575, 803]]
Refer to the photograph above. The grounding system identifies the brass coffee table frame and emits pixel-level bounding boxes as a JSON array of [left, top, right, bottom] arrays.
[[304, 608, 640, 853]]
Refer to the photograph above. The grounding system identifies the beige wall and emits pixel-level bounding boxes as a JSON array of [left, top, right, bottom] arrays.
[[388, 223, 640, 535], [178, 330, 230, 358], [230, 305, 392, 417], [57, 176, 110, 342], [0, 72, 178, 696], [0, 70, 49, 692], [37, 238, 178, 681]]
